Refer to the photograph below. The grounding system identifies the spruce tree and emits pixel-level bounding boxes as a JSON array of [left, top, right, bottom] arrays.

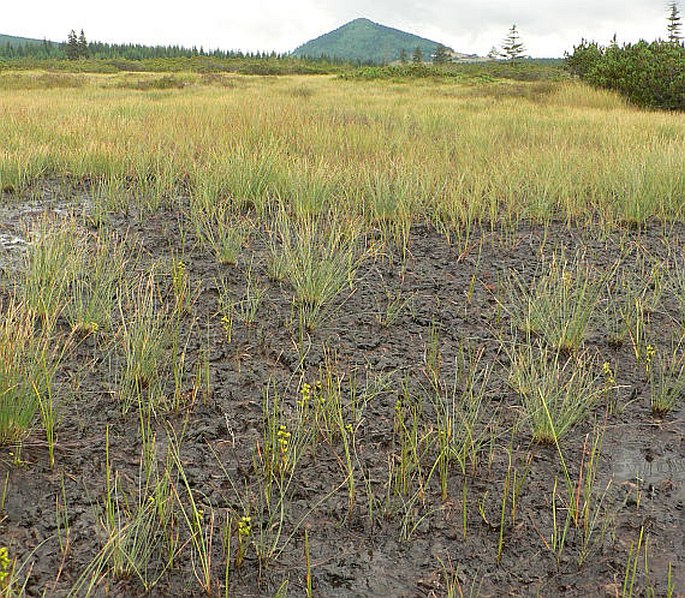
[[432, 44, 451, 64], [412, 46, 423, 63], [78, 29, 89, 58], [667, 1, 682, 44], [500, 24, 526, 63], [65, 30, 79, 60], [487, 46, 500, 60]]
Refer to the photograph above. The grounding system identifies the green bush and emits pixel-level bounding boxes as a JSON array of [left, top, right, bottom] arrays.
[[566, 40, 685, 111], [564, 40, 603, 79]]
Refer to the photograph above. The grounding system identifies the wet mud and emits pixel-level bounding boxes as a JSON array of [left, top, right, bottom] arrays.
[[1, 190, 684, 597]]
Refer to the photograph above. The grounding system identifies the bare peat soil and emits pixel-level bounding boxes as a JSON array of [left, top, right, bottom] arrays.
[[1, 190, 684, 597]]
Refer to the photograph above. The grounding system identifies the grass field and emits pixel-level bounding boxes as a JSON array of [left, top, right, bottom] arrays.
[[2, 71, 684, 228], [1, 71, 685, 596]]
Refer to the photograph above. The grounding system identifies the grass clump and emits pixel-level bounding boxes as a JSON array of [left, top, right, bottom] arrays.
[[72, 424, 178, 596], [0, 301, 58, 444], [271, 212, 367, 329], [216, 265, 267, 329], [430, 345, 498, 502], [115, 273, 176, 413], [508, 342, 604, 444], [646, 343, 685, 416], [191, 201, 251, 266], [506, 253, 606, 353], [65, 232, 131, 334], [20, 217, 82, 323]]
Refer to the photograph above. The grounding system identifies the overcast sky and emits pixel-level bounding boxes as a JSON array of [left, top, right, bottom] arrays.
[[3, 0, 676, 58]]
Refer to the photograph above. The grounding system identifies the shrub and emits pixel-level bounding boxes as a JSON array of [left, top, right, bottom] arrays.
[[566, 39, 685, 111]]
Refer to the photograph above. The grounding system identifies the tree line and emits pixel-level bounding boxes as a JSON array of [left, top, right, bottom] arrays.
[[0, 29, 293, 61]]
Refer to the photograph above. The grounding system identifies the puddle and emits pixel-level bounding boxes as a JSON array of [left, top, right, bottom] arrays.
[[0, 199, 76, 267], [614, 452, 685, 482], [0, 232, 28, 249]]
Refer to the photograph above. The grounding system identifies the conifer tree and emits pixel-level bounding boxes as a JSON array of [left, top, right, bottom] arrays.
[[65, 30, 79, 60], [667, 1, 682, 44], [412, 46, 423, 63], [500, 24, 526, 63], [432, 44, 450, 64], [77, 29, 89, 58]]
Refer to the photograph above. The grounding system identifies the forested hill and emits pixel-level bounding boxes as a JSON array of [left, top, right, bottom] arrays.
[[0, 32, 286, 61], [0, 33, 45, 46], [292, 18, 445, 64], [0, 33, 60, 58]]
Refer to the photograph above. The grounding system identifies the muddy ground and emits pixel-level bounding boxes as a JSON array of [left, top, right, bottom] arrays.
[[1, 186, 684, 597]]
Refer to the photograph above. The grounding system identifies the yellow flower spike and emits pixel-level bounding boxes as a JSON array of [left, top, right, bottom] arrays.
[[0, 546, 11, 583], [238, 515, 252, 538], [277, 424, 291, 453], [603, 362, 615, 386], [298, 382, 311, 407], [645, 344, 656, 374]]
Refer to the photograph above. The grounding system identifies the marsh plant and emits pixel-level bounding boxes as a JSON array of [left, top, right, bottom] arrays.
[[608, 262, 664, 361], [22, 218, 131, 335], [216, 272, 267, 330], [0, 301, 60, 445], [360, 170, 413, 263], [545, 419, 613, 567], [506, 253, 606, 352], [234, 267, 267, 327], [116, 273, 176, 413], [431, 346, 497, 501], [646, 343, 685, 416], [66, 233, 131, 334], [258, 386, 309, 484], [167, 430, 218, 595], [21, 217, 82, 323], [271, 212, 367, 329], [508, 342, 604, 444], [667, 256, 685, 327], [191, 199, 251, 265], [249, 385, 314, 566], [374, 286, 414, 328], [73, 424, 178, 596], [89, 175, 129, 226], [392, 384, 430, 499], [169, 256, 191, 315]]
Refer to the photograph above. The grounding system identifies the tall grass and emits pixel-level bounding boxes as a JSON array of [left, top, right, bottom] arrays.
[[0, 75, 683, 227], [271, 211, 367, 329], [505, 253, 607, 352], [116, 272, 175, 413], [20, 217, 81, 323], [508, 342, 605, 444], [0, 301, 59, 445]]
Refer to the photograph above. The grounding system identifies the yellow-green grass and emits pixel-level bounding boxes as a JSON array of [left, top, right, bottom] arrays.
[[1, 72, 684, 227]]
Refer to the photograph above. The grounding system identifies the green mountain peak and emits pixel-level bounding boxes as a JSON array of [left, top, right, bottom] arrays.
[[292, 18, 449, 64]]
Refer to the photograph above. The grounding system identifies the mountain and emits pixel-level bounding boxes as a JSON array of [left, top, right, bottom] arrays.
[[292, 18, 447, 64]]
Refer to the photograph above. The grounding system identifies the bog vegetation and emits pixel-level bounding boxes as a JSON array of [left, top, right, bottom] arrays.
[[0, 39, 684, 598]]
